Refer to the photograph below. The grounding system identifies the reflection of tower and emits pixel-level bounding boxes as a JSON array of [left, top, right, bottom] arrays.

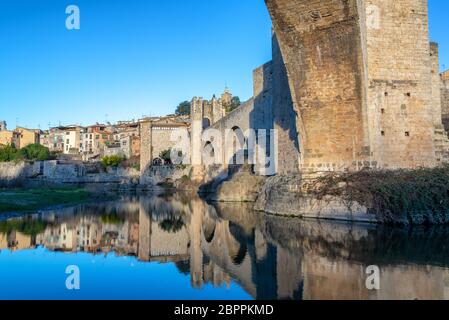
[[189, 198, 204, 288], [190, 97, 205, 180], [138, 200, 151, 262]]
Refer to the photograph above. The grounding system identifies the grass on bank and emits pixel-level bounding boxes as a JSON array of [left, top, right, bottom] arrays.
[[305, 165, 449, 225], [0, 188, 92, 214]]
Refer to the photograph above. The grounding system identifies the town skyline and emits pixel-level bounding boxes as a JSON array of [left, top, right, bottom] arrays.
[[1, 0, 449, 130]]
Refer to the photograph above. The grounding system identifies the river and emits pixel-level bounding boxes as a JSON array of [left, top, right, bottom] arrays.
[[1, 192, 449, 300]]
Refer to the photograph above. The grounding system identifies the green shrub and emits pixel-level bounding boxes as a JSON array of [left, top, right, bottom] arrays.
[[20, 144, 52, 161], [0, 144, 52, 162], [101, 155, 125, 168], [0, 144, 23, 162]]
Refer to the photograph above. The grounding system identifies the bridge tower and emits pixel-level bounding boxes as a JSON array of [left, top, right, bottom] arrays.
[[191, 97, 206, 181], [266, 0, 442, 172]]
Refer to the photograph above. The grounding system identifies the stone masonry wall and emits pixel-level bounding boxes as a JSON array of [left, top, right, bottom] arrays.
[[271, 34, 300, 174], [363, 0, 436, 169], [140, 121, 152, 173], [442, 71, 449, 132], [266, 0, 441, 171], [266, 0, 369, 172], [0, 161, 140, 190], [430, 43, 443, 128]]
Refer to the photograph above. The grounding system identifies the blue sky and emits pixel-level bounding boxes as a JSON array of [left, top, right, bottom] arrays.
[[0, 247, 252, 300], [0, 0, 447, 130]]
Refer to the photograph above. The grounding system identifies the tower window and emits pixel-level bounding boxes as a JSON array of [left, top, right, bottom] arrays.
[[384, 92, 388, 97], [381, 108, 385, 114], [381, 131, 385, 136], [405, 131, 410, 137]]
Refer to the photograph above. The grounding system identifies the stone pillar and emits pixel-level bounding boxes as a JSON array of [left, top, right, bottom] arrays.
[[189, 198, 204, 288], [266, 0, 438, 170], [442, 71, 449, 132], [138, 200, 151, 262], [191, 97, 205, 180], [139, 121, 153, 174], [430, 43, 443, 128]]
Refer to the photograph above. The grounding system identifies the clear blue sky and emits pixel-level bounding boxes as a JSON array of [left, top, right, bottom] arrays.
[[0, 0, 447, 130]]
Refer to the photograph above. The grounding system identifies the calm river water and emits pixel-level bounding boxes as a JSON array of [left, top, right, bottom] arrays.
[[1, 193, 449, 300]]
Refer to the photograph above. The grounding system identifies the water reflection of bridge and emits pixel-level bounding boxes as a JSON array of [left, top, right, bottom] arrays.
[[2, 194, 449, 300]]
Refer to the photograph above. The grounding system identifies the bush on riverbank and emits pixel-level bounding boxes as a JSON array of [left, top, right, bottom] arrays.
[[0, 144, 52, 162], [304, 166, 449, 225], [101, 155, 126, 168], [0, 188, 92, 214]]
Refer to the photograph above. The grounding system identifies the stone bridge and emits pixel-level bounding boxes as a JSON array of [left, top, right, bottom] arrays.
[[191, 0, 449, 177], [266, 0, 448, 171]]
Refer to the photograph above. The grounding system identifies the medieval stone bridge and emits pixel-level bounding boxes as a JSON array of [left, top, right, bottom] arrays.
[[192, 0, 449, 176]]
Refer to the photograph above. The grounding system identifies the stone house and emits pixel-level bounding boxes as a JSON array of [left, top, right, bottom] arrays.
[[14, 127, 41, 149], [62, 126, 85, 154], [40, 127, 66, 153], [111, 121, 141, 159], [0, 130, 16, 147], [82, 125, 114, 161], [140, 116, 190, 172]]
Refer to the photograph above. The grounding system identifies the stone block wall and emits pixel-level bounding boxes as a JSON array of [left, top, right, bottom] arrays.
[[271, 34, 300, 174], [0, 161, 140, 189], [140, 121, 152, 173], [363, 0, 436, 169], [266, 0, 442, 171], [430, 43, 443, 128], [266, 0, 369, 172], [442, 71, 449, 132]]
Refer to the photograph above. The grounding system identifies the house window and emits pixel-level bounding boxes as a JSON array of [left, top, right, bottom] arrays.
[[381, 131, 385, 136]]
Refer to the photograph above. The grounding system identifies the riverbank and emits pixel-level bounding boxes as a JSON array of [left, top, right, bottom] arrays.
[[0, 188, 98, 214], [255, 166, 449, 225]]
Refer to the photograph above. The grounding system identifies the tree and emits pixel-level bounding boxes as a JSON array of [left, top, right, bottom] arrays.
[[175, 101, 191, 116], [101, 155, 125, 168], [0, 144, 23, 162], [20, 144, 51, 161], [224, 96, 241, 113]]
